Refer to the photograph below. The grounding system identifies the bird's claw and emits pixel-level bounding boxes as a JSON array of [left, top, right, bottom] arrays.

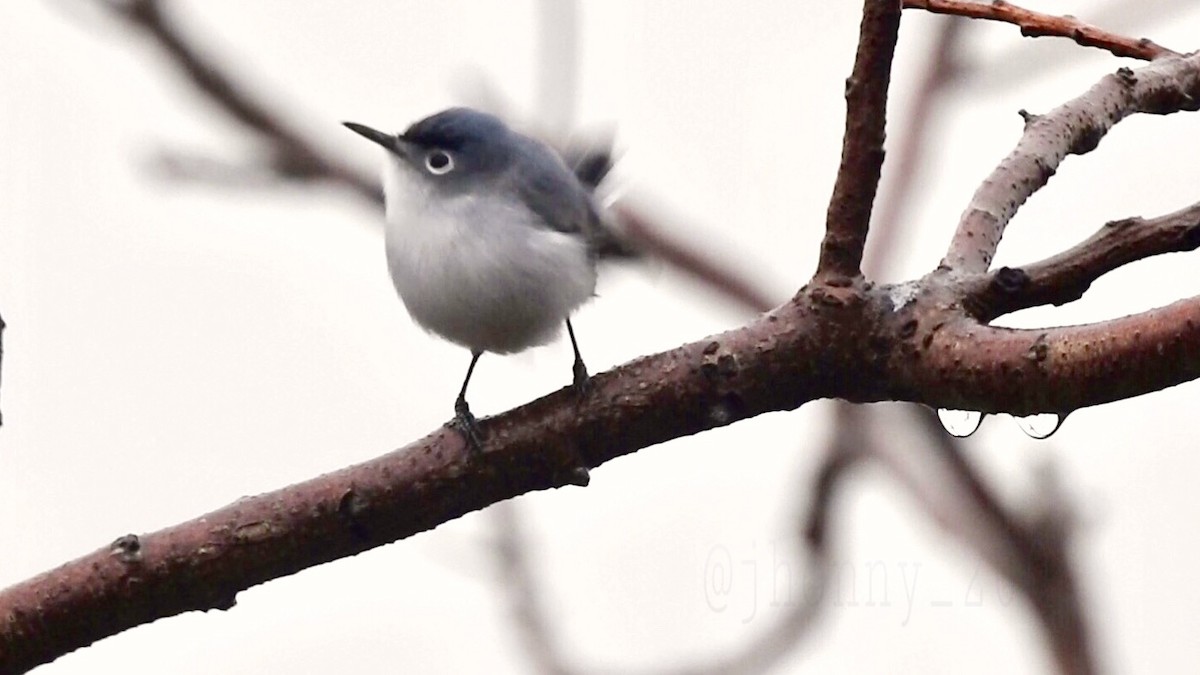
[[571, 359, 591, 397], [451, 398, 485, 454]]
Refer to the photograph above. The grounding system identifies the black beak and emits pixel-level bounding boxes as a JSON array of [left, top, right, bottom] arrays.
[[343, 122, 407, 155]]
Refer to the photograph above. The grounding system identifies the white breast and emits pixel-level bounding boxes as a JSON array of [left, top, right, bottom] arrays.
[[381, 160, 597, 354]]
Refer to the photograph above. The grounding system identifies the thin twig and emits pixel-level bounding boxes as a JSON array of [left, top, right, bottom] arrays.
[[815, 0, 903, 281], [903, 0, 1178, 61], [972, 0, 1196, 92], [966, 199, 1200, 321]]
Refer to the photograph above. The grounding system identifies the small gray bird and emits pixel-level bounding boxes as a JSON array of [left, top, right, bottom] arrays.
[[344, 108, 625, 451]]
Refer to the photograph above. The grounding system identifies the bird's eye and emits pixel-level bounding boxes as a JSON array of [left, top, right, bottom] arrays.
[[424, 150, 454, 175]]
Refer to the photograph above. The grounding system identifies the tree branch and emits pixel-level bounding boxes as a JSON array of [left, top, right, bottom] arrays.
[[941, 51, 1200, 273], [6, 265, 1200, 669], [816, 0, 902, 281], [903, 0, 1179, 61], [967, 199, 1200, 321], [863, 23, 1096, 670], [899, 293, 1200, 415], [0, 297, 825, 673]]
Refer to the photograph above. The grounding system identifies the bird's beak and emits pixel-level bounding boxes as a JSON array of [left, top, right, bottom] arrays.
[[343, 122, 409, 156]]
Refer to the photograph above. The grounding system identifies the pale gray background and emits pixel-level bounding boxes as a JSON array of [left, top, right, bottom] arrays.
[[3, 1, 1200, 672]]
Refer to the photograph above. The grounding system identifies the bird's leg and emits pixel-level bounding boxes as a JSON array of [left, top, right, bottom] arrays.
[[566, 318, 590, 396], [451, 351, 485, 454], [563, 319, 592, 487]]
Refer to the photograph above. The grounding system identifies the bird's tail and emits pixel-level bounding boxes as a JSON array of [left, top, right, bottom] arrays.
[[562, 135, 641, 261]]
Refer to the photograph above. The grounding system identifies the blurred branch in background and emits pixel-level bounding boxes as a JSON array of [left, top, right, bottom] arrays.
[[493, 404, 858, 675], [91, 0, 381, 203], [863, 15, 963, 279], [899, 409, 1091, 674], [533, 0, 579, 140], [613, 203, 780, 314]]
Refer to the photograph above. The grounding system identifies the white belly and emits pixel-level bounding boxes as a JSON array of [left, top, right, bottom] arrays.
[[383, 174, 596, 354]]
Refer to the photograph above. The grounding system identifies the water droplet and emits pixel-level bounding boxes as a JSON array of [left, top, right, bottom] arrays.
[[937, 409, 984, 437], [1013, 413, 1064, 439]]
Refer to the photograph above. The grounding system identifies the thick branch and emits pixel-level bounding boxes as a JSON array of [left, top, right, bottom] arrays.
[[941, 51, 1200, 273], [903, 0, 1178, 61], [967, 200, 1200, 321], [897, 293, 1200, 414], [0, 298, 830, 673], [816, 0, 902, 281], [6, 274, 1200, 668]]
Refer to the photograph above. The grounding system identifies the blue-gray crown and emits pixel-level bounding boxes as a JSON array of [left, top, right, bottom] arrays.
[[401, 107, 511, 152]]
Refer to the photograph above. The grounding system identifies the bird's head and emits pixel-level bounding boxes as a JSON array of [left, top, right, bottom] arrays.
[[344, 107, 514, 192]]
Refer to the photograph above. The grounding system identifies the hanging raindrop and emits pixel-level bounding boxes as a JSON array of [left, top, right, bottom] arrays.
[[1013, 413, 1065, 440], [937, 409, 984, 437]]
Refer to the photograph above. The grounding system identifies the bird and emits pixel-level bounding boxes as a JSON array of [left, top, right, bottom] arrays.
[[343, 107, 628, 452]]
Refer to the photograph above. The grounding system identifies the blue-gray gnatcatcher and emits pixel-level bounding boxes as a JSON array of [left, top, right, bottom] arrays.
[[343, 108, 627, 451]]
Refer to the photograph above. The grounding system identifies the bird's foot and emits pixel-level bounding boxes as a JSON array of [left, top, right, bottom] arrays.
[[571, 358, 591, 398], [451, 397, 485, 455]]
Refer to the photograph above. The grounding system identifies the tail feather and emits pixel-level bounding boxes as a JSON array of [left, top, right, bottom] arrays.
[[563, 137, 640, 260]]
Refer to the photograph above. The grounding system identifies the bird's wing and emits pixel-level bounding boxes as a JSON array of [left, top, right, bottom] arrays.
[[510, 136, 637, 259], [510, 137, 591, 234]]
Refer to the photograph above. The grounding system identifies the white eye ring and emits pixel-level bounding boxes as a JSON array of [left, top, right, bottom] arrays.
[[424, 150, 454, 175]]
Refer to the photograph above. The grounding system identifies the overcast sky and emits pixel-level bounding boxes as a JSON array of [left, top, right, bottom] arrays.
[[4, 1, 1200, 673]]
